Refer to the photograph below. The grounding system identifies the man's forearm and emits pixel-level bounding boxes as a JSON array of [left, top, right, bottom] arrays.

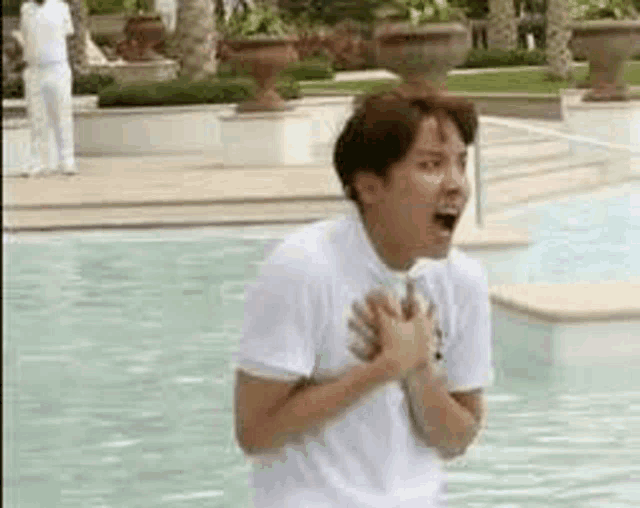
[[247, 356, 398, 453], [403, 367, 481, 458]]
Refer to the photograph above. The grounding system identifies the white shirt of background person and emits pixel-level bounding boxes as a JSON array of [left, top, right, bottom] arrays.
[[23, 0, 74, 67]]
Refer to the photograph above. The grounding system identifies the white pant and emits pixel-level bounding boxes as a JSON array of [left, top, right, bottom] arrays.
[[24, 62, 74, 170]]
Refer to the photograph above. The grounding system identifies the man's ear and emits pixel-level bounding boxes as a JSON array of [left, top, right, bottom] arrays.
[[353, 172, 385, 208]]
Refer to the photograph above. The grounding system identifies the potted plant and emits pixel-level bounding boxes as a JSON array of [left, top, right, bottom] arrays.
[[569, 0, 640, 101], [222, 5, 299, 112], [373, 0, 471, 92], [117, 0, 166, 61]]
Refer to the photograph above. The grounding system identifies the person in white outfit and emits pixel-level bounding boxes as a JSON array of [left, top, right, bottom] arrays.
[[20, 0, 77, 177]]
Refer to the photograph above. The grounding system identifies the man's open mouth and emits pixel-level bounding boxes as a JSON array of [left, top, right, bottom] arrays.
[[433, 211, 460, 233]]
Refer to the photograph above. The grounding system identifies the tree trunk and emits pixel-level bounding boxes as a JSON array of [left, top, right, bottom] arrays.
[[487, 0, 518, 51], [545, 0, 572, 81], [66, 0, 90, 76], [171, 0, 218, 80]]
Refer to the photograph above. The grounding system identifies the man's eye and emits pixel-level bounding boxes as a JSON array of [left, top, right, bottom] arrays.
[[418, 161, 439, 170]]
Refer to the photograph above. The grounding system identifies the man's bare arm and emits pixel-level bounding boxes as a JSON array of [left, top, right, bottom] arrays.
[[234, 356, 398, 454], [404, 370, 486, 459]]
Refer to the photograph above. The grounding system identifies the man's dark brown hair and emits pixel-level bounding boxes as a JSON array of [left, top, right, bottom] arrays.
[[333, 83, 479, 212]]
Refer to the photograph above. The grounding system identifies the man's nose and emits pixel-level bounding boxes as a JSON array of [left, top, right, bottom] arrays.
[[442, 163, 468, 193]]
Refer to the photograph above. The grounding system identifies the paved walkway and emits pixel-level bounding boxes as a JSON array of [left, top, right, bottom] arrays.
[[2, 153, 532, 252]]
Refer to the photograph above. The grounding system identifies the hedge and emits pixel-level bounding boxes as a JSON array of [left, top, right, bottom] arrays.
[[284, 58, 335, 81], [217, 57, 334, 81], [2, 73, 116, 99], [461, 48, 547, 68], [97, 76, 300, 107]]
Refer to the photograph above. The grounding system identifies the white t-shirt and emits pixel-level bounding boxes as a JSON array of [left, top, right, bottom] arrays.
[[20, 0, 74, 67], [234, 207, 494, 508]]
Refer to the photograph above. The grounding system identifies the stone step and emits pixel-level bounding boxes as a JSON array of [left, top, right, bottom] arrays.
[[3, 197, 352, 232], [484, 152, 611, 184], [480, 132, 556, 147], [481, 140, 572, 169], [484, 163, 637, 213]]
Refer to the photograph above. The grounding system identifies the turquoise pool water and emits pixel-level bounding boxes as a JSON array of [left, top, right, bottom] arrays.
[[3, 183, 640, 508]]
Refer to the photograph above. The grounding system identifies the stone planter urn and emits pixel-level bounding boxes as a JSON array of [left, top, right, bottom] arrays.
[[569, 19, 640, 101], [374, 21, 471, 93], [117, 13, 166, 61], [226, 36, 299, 113]]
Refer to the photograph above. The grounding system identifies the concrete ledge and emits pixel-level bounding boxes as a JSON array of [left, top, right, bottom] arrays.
[[491, 281, 640, 367], [491, 281, 640, 323], [491, 304, 640, 367], [457, 92, 563, 120], [302, 90, 564, 120], [91, 60, 179, 85]]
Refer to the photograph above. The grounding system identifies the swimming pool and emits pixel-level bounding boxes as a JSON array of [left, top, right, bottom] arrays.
[[3, 183, 639, 507]]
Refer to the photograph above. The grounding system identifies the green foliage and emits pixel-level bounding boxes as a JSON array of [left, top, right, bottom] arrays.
[[216, 58, 334, 81], [222, 5, 295, 38], [97, 76, 300, 107], [279, 0, 388, 26], [570, 0, 639, 20], [374, 0, 469, 25], [283, 58, 335, 81], [461, 48, 547, 68], [449, 0, 488, 19], [2, 76, 24, 99], [83, 0, 152, 15], [2, 0, 21, 16], [2, 73, 116, 99], [73, 73, 117, 95]]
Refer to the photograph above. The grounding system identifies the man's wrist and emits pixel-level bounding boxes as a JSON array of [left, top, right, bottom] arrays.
[[405, 359, 445, 386], [373, 354, 408, 382]]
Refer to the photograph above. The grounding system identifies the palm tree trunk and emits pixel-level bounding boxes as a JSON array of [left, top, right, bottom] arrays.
[[545, 0, 572, 81], [487, 0, 518, 51], [66, 0, 90, 76], [172, 0, 218, 81]]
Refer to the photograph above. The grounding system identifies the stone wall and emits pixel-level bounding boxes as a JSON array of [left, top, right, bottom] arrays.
[[92, 60, 179, 85]]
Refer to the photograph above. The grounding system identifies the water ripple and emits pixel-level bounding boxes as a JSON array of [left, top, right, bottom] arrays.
[[161, 490, 223, 502]]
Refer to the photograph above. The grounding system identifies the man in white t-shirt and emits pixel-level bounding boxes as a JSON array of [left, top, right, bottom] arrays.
[[20, 0, 77, 177], [233, 84, 493, 507]]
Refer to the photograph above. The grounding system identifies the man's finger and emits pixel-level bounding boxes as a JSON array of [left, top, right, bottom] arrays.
[[349, 343, 370, 362], [347, 317, 377, 346], [365, 288, 402, 320], [351, 301, 378, 335], [349, 337, 380, 362]]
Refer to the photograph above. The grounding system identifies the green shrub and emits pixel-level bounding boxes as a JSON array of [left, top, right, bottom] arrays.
[[98, 76, 301, 107], [460, 48, 547, 68], [283, 58, 334, 80], [73, 73, 117, 95], [217, 57, 334, 81], [2, 73, 116, 99], [2, 76, 24, 99], [215, 61, 251, 79], [83, 0, 152, 15]]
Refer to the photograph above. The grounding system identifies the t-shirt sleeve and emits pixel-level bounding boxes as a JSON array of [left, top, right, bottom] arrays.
[[444, 262, 494, 392], [233, 247, 322, 382]]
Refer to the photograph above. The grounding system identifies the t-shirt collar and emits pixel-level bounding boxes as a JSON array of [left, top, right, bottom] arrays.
[[347, 208, 449, 289]]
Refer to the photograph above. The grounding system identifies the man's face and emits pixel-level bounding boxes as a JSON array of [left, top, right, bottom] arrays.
[[357, 113, 470, 266]]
